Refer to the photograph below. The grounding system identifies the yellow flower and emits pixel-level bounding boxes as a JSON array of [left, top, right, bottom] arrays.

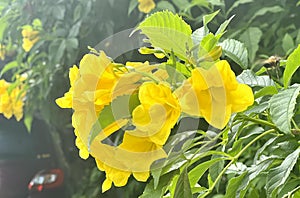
[[90, 82, 180, 192], [175, 60, 254, 129], [22, 28, 39, 52], [138, 0, 155, 13], [0, 79, 25, 121], [56, 65, 79, 108], [131, 82, 181, 145], [0, 44, 6, 60]]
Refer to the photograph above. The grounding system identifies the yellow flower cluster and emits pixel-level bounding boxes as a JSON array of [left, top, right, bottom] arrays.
[[22, 27, 39, 52], [138, 0, 155, 13], [56, 50, 253, 192], [0, 79, 26, 121]]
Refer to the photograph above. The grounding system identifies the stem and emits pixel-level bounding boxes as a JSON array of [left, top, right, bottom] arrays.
[[240, 115, 279, 130], [292, 118, 299, 130], [201, 129, 275, 197]]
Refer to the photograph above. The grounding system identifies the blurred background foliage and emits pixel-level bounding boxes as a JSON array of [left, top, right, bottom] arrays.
[[0, 0, 299, 197]]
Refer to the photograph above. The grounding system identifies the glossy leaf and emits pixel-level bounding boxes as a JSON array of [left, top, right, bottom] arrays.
[[283, 44, 300, 88], [266, 148, 300, 197], [237, 70, 275, 87], [269, 84, 300, 134], [174, 167, 192, 198], [137, 11, 192, 60], [189, 158, 224, 187], [282, 33, 294, 53], [220, 39, 248, 69], [88, 94, 139, 148], [254, 86, 278, 99], [224, 172, 247, 198], [203, 10, 220, 27]]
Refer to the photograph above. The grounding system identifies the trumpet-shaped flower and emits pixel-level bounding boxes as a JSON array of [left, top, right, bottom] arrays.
[[138, 0, 155, 13], [175, 60, 254, 129], [0, 79, 25, 121], [22, 28, 39, 52]]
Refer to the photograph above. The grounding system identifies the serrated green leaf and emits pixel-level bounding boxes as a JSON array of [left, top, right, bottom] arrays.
[[254, 86, 278, 98], [220, 39, 248, 69], [269, 84, 300, 134], [283, 44, 300, 88], [237, 156, 276, 197], [226, 0, 253, 15], [282, 33, 294, 54], [0, 61, 19, 77], [88, 94, 139, 148], [266, 148, 300, 197], [138, 11, 192, 60], [174, 167, 192, 198], [237, 70, 275, 87], [239, 27, 262, 62], [224, 172, 247, 198], [203, 10, 220, 27], [249, 6, 284, 24], [189, 158, 224, 187]]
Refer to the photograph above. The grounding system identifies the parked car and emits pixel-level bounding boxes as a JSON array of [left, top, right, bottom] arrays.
[[0, 115, 67, 198]]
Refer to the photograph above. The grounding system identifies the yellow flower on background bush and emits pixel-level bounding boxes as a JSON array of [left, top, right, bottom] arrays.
[[0, 79, 25, 121], [138, 0, 155, 13], [175, 60, 254, 129], [22, 27, 39, 52], [0, 44, 6, 60]]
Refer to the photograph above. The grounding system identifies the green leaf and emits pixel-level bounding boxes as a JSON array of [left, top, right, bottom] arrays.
[[283, 44, 300, 88], [156, 1, 176, 13], [32, 18, 42, 29], [88, 94, 139, 149], [220, 39, 248, 69], [128, 0, 138, 15], [73, 4, 82, 22], [174, 167, 192, 198], [254, 86, 278, 98], [68, 22, 81, 38], [237, 70, 275, 87], [224, 172, 247, 198], [200, 33, 218, 53], [278, 179, 300, 198], [237, 156, 276, 197], [189, 158, 224, 187], [0, 60, 19, 77], [192, 27, 209, 45], [249, 6, 284, 24], [226, 0, 253, 15], [139, 171, 178, 198], [24, 114, 33, 132], [54, 40, 66, 63], [266, 148, 300, 197], [137, 11, 192, 60], [269, 84, 300, 134], [203, 10, 220, 27], [239, 27, 262, 62], [282, 33, 294, 54], [215, 15, 235, 36]]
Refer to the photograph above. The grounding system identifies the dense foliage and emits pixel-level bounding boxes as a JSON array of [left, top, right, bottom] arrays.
[[0, 0, 299, 197]]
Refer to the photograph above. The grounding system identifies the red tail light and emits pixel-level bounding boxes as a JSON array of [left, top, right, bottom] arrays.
[[28, 169, 64, 192]]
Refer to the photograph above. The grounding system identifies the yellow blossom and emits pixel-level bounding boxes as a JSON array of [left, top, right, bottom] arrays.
[[0, 79, 25, 121], [55, 65, 79, 108], [22, 28, 39, 52], [175, 60, 254, 129], [138, 0, 155, 13]]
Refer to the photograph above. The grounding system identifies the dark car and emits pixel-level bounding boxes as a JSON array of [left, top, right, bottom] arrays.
[[0, 115, 67, 198]]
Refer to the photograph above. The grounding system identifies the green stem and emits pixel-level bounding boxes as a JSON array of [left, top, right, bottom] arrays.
[[240, 115, 279, 130], [201, 129, 275, 197], [292, 118, 299, 130]]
